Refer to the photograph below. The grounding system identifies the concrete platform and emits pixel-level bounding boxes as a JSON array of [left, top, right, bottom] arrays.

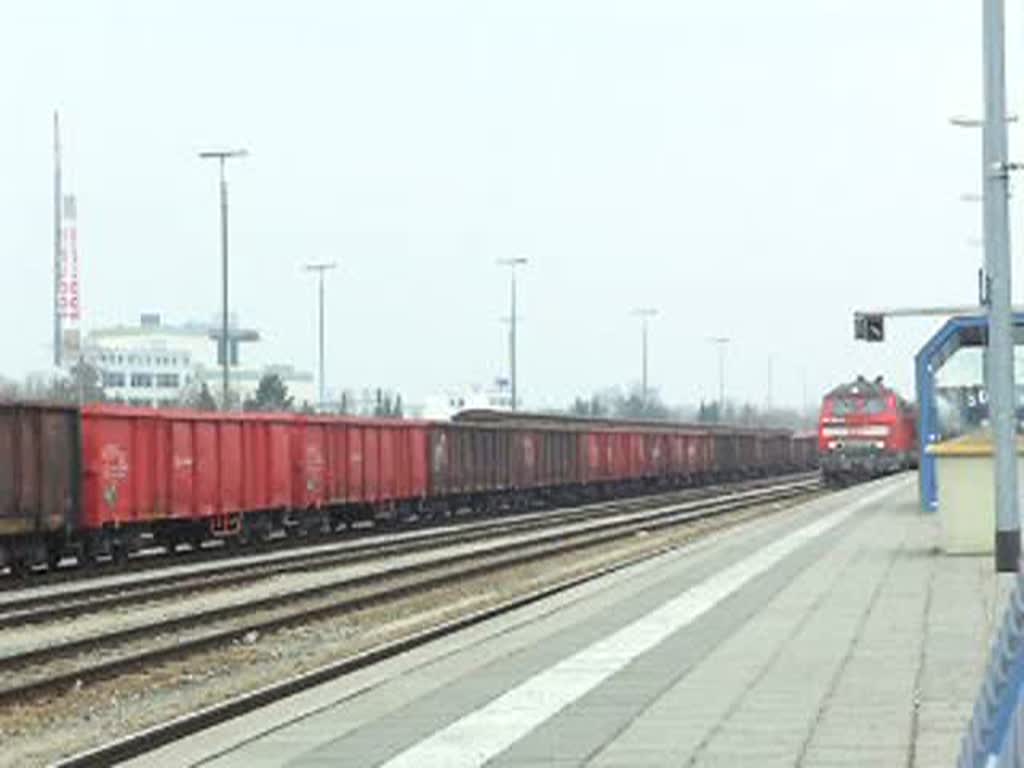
[[130, 475, 1006, 768]]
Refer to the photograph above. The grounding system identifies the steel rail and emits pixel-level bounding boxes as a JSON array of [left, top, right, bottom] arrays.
[[0, 479, 818, 709], [0, 473, 817, 627]]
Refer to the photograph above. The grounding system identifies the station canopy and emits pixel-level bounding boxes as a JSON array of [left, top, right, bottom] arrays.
[[915, 312, 1024, 511]]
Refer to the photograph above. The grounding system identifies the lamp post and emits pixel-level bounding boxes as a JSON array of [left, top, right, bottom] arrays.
[[497, 257, 527, 410], [304, 262, 338, 410], [950, 115, 1016, 387], [199, 148, 248, 410], [631, 308, 657, 403], [707, 336, 730, 421], [979, 0, 1019, 571]]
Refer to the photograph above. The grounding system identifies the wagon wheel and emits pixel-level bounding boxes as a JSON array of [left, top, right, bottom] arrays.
[[110, 541, 129, 566], [80, 539, 99, 569], [8, 557, 28, 579]]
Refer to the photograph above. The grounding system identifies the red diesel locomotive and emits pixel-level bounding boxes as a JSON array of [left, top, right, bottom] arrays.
[[817, 376, 917, 484]]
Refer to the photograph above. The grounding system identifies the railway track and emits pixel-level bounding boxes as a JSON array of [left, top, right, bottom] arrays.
[[0, 472, 818, 629], [44, 474, 826, 768], [0, 477, 819, 717]]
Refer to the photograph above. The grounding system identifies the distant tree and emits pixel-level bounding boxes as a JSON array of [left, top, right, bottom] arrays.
[[613, 385, 671, 420], [698, 401, 720, 424], [49, 360, 105, 404], [569, 395, 608, 417], [299, 400, 316, 415], [244, 373, 294, 412], [0, 376, 20, 401], [721, 402, 736, 424], [739, 403, 757, 426], [365, 388, 404, 418], [184, 381, 218, 411]]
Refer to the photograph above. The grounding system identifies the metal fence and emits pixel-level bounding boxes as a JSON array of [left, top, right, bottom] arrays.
[[959, 574, 1024, 766]]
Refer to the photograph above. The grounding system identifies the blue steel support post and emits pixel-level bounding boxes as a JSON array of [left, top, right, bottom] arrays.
[[916, 346, 938, 512], [914, 315, 967, 512]]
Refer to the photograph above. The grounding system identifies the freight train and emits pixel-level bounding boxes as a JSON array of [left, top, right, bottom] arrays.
[[817, 376, 917, 484], [0, 402, 819, 573]]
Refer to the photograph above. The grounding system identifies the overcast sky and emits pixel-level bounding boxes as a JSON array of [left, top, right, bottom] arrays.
[[0, 1, 1015, 409]]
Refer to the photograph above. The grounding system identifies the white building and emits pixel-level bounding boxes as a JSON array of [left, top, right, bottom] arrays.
[[80, 313, 315, 408]]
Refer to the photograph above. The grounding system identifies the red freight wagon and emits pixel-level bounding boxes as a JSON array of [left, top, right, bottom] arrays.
[[297, 416, 430, 509], [81, 406, 296, 550], [81, 406, 433, 554]]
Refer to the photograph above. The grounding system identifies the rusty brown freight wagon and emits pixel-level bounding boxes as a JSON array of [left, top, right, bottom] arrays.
[[0, 403, 80, 572]]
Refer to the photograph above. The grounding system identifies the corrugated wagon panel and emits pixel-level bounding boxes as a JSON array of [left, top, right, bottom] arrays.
[[588, 432, 600, 481], [411, 425, 429, 498], [0, 409, 17, 529], [169, 418, 195, 519], [293, 420, 327, 509], [379, 427, 397, 499], [193, 421, 219, 518], [39, 407, 79, 532], [130, 417, 156, 523], [364, 427, 380, 502], [266, 421, 292, 509], [395, 427, 412, 499], [330, 423, 349, 502], [242, 420, 268, 511], [219, 421, 244, 514]]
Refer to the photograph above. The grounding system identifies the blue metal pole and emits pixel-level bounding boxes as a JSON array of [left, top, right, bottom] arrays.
[[916, 348, 938, 512]]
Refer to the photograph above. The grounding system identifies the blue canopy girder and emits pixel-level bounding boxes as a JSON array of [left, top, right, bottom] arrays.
[[915, 312, 1024, 511]]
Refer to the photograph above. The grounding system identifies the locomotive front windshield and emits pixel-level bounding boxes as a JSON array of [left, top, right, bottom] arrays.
[[827, 396, 888, 416]]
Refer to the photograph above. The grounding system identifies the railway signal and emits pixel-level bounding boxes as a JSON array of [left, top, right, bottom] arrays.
[[851, 305, 1024, 343], [854, 313, 884, 342]]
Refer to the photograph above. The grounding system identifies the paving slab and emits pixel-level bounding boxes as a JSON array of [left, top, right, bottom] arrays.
[[125, 475, 1004, 768]]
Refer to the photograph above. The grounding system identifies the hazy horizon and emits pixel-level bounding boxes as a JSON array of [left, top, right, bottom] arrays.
[[1, 1, 1013, 410]]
